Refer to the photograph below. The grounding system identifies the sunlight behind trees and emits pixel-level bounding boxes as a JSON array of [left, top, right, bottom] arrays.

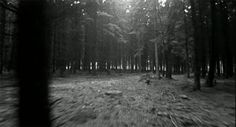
[[0, 0, 235, 127], [0, 0, 235, 86]]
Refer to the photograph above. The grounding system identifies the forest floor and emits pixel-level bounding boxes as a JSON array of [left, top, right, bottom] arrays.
[[0, 73, 235, 127]]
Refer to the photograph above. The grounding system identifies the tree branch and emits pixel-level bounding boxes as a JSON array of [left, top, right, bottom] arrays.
[[0, 0, 18, 13]]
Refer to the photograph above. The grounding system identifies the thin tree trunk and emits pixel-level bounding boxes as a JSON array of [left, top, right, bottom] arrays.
[[217, 57, 221, 77], [201, 62, 207, 78], [154, 43, 159, 76], [80, 24, 85, 71], [51, 23, 57, 73], [165, 49, 172, 79], [183, 10, 190, 78], [93, 4, 98, 74], [154, 0, 160, 78], [131, 56, 134, 72]]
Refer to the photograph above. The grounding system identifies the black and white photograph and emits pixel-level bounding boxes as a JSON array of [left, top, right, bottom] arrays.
[[0, 0, 235, 126]]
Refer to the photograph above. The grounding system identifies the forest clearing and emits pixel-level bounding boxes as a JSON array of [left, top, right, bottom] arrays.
[[1, 73, 235, 127], [0, 0, 236, 126]]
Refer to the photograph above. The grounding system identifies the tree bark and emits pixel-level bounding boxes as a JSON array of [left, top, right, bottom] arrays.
[[154, 42, 160, 76], [17, 0, 51, 126], [220, 0, 233, 78], [190, 0, 201, 90], [198, 0, 207, 79], [165, 49, 172, 79], [154, 0, 160, 78], [206, 0, 217, 87], [0, 0, 6, 74], [183, 7, 190, 78]]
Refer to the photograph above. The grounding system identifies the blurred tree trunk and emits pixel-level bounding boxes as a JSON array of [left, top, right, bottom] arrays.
[[216, 57, 221, 76], [17, 0, 51, 127], [0, 0, 6, 74], [86, 1, 98, 74], [136, 31, 142, 72], [80, 24, 86, 71], [9, 25, 17, 71], [219, 0, 233, 78], [198, 0, 207, 78], [165, 46, 172, 79], [83, 25, 90, 71], [207, 0, 217, 87], [183, 12, 190, 78], [190, 0, 201, 90], [58, 18, 67, 76], [154, 0, 160, 78], [131, 56, 134, 72], [51, 23, 57, 73]]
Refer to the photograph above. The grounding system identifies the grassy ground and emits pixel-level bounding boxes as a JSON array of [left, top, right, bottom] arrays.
[[0, 73, 235, 127]]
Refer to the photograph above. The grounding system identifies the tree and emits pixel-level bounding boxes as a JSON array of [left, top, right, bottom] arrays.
[[0, 0, 6, 74], [183, 2, 191, 78], [153, 0, 160, 78], [16, 0, 51, 126], [189, 0, 201, 90]]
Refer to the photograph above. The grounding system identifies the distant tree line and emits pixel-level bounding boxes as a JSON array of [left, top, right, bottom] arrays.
[[0, 0, 235, 88]]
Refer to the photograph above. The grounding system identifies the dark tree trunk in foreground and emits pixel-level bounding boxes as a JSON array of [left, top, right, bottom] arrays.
[[184, 14, 190, 78], [220, 0, 233, 78], [190, 0, 201, 90], [16, 0, 51, 127], [0, 0, 6, 74], [207, 0, 217, 87]]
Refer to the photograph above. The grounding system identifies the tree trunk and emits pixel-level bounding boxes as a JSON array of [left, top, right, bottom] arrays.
[[154, 42, 160, 77], [201, 62, 207, 78], [217, 57, 221, 77], [183, 11, 190, 78], [154, 0, 160, 78], [220, 0, 233, 78], [16, 0, 51, 126], [51, 23, 56, 73], [131, 56, 134, 72], [207, 0, 217, 87], [0, 0, 6, 74], [190, 0, 201, 90], [80, 24, 86, 71], [165, 49, 172, 79], [198, 0, 207, 79]]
